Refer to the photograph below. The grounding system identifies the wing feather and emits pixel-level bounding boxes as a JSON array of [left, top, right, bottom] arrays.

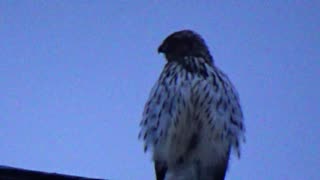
[[139, 63, 192, 155]]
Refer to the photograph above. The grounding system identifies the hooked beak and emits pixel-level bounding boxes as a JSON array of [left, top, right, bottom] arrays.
[[157, 42, 167, 54]]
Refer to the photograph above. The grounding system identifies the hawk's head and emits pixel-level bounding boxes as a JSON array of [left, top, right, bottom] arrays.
[[158, 30, 213, 63]]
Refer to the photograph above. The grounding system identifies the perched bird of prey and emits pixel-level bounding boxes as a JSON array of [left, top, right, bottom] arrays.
[[139, 30, 245, 180]]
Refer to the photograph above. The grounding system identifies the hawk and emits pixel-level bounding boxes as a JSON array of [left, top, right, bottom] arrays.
[[139, 30, 245, 180]]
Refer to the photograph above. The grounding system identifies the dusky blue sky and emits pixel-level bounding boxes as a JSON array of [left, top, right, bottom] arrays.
[[1, 1, 319, 180]]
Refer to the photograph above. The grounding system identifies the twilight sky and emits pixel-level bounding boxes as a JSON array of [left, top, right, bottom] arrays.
[[0, 1, 319, 180]]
